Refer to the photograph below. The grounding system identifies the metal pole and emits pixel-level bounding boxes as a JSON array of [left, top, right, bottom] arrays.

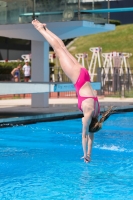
[[92, 0, 94, 10], [33, 0, 36, 20], [108, 0, 110, 24], [78, 0, 80, 20], [121, 84, 125, 98], [92, 0, 95, 20]]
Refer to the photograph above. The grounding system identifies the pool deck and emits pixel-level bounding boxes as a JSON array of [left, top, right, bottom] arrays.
[[0, 97, 133, 126]]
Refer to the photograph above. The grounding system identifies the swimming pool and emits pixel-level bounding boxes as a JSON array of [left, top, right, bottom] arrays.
[[0, 112, 133, 200]]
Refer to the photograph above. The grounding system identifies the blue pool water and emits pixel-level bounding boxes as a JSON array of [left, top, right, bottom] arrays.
[[0, 112, 133, 200]]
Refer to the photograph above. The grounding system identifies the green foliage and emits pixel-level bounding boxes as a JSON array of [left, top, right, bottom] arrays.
[[0, 62, 24, 74], [125, 90, 133, 98], [0, 61, 55, 75], [109, 19, 121, 26]]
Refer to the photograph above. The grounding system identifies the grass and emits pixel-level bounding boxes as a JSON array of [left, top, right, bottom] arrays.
[[125, 90, 133, 97], [68, 24, 133, 71]]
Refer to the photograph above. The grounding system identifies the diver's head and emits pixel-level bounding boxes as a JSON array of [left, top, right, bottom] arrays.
[[89, 106, 114, 133], [89, 117, 102, 133]]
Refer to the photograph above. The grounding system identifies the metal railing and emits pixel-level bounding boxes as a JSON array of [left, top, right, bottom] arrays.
[[100, 72, 133, 97], [0, 0, 108, 25], [0, 74, 12, 81]]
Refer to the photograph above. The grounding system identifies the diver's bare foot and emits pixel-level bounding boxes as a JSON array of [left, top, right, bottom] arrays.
[[32, 19, 46, 31]]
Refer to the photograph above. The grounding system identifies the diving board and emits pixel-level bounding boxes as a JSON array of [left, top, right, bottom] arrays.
[[0, 82, 101, 95]]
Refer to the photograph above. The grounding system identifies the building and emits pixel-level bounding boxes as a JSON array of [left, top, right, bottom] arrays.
[[110, 0, 133, 24], [0, 0, 117, 61], [0, 0, 132, 61]]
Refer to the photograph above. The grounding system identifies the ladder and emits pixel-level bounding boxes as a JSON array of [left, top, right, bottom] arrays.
[[102, 51, 133, 85], [88, 47, 102, 81], [75, 53, 89, 67]]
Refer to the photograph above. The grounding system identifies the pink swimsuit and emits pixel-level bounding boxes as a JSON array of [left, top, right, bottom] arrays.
[[74, 68, 100, 117]]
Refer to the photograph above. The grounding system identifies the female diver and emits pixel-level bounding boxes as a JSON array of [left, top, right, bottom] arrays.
[[32, 19, 113, 163]]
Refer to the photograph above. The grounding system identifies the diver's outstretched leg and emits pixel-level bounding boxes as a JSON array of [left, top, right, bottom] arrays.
[[32, 19, 82, 83], [45, 26, 80, 66]]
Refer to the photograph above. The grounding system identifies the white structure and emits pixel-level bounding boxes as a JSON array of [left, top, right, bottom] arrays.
[[102, 51, 133, 85], [21, 54, 31, 62], [88, 47, 102, 81], [75, 53, 89, 67], [87, 49, 133, 85], [21, 52, 56, 63], [49, 53, 55, 63]]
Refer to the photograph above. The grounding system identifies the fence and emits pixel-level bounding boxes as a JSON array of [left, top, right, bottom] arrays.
[[0, 74, 12, 81], [99, 68, 133, 97], [0, 67, 133, 98], [50, 66, 133, 98]]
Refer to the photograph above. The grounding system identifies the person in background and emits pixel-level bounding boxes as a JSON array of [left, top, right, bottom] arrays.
[[11, 64, 22, 82], [22, 62, 31, 82]]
